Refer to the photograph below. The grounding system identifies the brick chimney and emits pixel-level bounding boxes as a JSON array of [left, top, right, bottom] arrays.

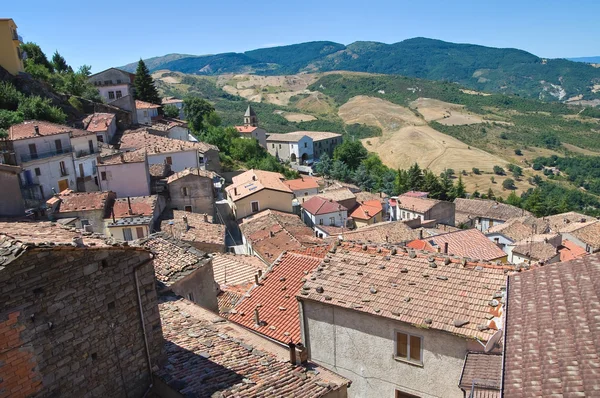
[[127, 197, 133, 215], [289, 342, 297, 364], [182, 215, 189, 231], [203, 213, 208, 223], [253, 307, 260, 326], [33, 125, 39, 136], [444, 242, 449, 254]]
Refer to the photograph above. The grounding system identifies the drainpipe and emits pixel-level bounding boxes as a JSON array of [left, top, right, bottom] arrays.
[[133, 253, 156, 393]]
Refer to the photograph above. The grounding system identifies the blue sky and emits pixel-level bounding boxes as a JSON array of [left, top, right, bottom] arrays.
[[4, 0, 599, 72]]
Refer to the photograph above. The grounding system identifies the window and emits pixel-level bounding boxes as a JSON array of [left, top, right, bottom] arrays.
[[88, 139, 94, 154], [55, 139, 63, 154], [198, 155, 205, 164], [395, 390, 421, 398], [251, 201, 259, 213], [304, 192, 308, 196], [122, 228, 133, 241], [182, 187, 189, 196], [101, 171, 107, 181], [136, 227, 145, 239], [97, 134, 104, 143], [143, 110, 148, 117], [489, 219, 494, 227], [395, 331, 422, 364], [329, 217, 335, 226], [81, 219, 90, 227], [184, 205, 193, 212], [108, 91, 115, 100], [279, 144, 282, 149], [59, 161, 67, 176], [28, 144, 38, 159], [304, 142, 307, 148], [116, 90, 122, 99], [34, 167, 41, 176], [116, 79, 122, 84], [187, 292, 194, 302], [166, 156, 172, 165], [272, 144, 275, 148], [104, 80, 111, 85], [319, 218, 324, 225]]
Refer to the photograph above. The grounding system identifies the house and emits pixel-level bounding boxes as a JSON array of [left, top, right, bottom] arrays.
[[297, 131, 343, 160], [211, 253, 268, 313], [284, 175, 320, 198], [510, 234, 561, 265], [333, 220, 419, 244], [162, 96, 185, 119], [148, 162, 172, 194], [0, 18, 24, 75], [160, 210, 226, 253], [408, 228, 508, 262], [88, 68, 135, 104], [239, 209, 320, 263], [225, 169, 294, 219], [558, 239, 588, 262], [459, 352, 503, 397], [0, 221, 162, 397], [166, 167, 218, 214], [454, 198, 530, 232], [0, 164, 25, 216], [560, 220, 600, 254], [485, 216, 550, 259], [302, 187, 357, 210], [227, 248, 326, 344], [235, 105, 268, 148], [349, 199, 383, 228], [97, 150, 151, 198], [266, 133, 314, 164], [396, 194, 455, 226], [149, 117, 190, 141], [119, 130, 220, 172], [138, 232, 219, 312], [135, 100, 160, 126], [542, 211, 596, 233], [356, 191, 390, 219], [155, 297, 349, 397], [297, 243, 508, 398], [83, 112, 117, 144], [46, 189, 116, 234], [70, 128, 100, 192], [502, 253, 600, 397], [301, 196, 348, 230], [106, 195, 164, 241]]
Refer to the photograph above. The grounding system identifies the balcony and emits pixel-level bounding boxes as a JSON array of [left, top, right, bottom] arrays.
[[75, 149, 97, 158], [20, 146, 72, 163]]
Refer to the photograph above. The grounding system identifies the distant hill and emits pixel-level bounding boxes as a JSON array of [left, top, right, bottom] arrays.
[[568, 56, 600, 64], [121, 38, 600, 100], [120, 53, 195, 73]]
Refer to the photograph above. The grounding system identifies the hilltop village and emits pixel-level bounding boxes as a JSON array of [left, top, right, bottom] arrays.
[[1, 17, 600, 398]]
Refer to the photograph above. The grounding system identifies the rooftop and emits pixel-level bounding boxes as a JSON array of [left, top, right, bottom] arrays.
[[7, 120, 92, 141], [542, 211, 596, 232], [226, 169, 292, 202], [239, 210, 320, 263], [266, 133, 308, 143], [283, 176, 320, 192], [135, 100, 160, 109], [412, 228, 507, 261], [83, 113, 116, 132], [486, 216, 549, 242], [157, 296, 348, 397], [333, 221, 419, 244], [49, 189, 113, 215], [567, 220, 600, 249], [511, 234, 560, 262], [161, 210, 225, 247], [166, 167, 218, 184], [98, 150, 146, 165], [110, 196, 157, 218], [161, 96, 183, 105], [302, 188, 356, 205], [459, 352, 502, 397], [298, 242, 509, 341], [150, 117, 188, 131], [149, 163, 171, 178], [288, 131, 342, 141], [120, 130, 217, 155], [302, 196, 348, 215], [137, 233, 209, 287], [235, 125, 258, 134], [559, 239, 588, 262], [212, 253, 268, 288], [228, 250, 325, 344], [349, 200, 383, 220], [503, 252, 600, 397], [454, 198, 531, 221], [355, 191, 386, 203], [397, 194, 442, 213], [244, 105, 256, 117]]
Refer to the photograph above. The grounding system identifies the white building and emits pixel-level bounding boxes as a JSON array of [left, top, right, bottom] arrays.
[[105, 195, 164, 241], [88, 68, 135, 103], [150, 118, 191, 141], [301, 196, 348, 230], [84, 113, 117, 144], [135, 100, 160, 126], [266, 133, 314, 164], [162, 97, 185, 119], [97, 151, 151, 198], [71, 133, 100, 192]]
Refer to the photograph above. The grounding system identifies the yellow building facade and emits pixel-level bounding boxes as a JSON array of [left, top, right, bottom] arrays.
[[0, 19, 24, 75]]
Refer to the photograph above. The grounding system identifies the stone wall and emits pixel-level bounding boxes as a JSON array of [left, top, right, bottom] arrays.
[[0, 247, 163, 398], [168, 174, 215, 215]]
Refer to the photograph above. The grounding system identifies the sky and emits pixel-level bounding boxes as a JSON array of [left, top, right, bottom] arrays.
[[4, 0, 600, 72]]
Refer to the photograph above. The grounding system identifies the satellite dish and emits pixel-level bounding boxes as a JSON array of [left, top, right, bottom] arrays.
[[485, 329, 502, 353]]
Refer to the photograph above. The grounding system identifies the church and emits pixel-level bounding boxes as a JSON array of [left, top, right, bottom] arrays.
[[234, 105, 268, 148]]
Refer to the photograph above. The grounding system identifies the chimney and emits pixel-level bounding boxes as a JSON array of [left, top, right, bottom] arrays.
[[127, 197, 133, 215], [111, 209, 116, 223], [33, 125, 39, 136], [234, 187, 238, 196], [253, 307, 260, 326], [296, 343, 308, 364], [258, 269, 262, 277], [254, 274, 259, 285], [252, 175, 257, 181], [289, 342, 297, 364], [444, 242, 449, 254], [182, 215, 189, 231], [269, 230, 275, 237], [419, 229, 423, 239], [203, 213, 208, 223]]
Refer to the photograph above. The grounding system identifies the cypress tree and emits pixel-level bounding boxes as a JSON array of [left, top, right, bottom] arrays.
[[134, 60, 160, 104]]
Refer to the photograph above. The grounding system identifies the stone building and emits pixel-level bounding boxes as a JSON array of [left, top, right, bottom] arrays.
[[161, 210, 226, 253], [46, 189, 116, 234], [454, 198, 531, 232], [0, 164, 25, 217], [396, 194, 456, 226], [166, 167, 218, 214], [0, 221, 163, 397], [235, 105, 268, 148]]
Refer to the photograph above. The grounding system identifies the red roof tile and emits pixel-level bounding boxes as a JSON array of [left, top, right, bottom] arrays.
[[84, 113, 116, 132], [51, 189, 114, 215], [397, 194, 442, 213], [228, 250, 325, 344], [161, 211, 225, 247], [211, 253, 268, 288], [110, 196, 157, 218], [503, 253, 600, 397], [406, 239, 435, 251], [302, 196, 348, 215], [120, 130, 217, 154], [411, 229, 507, 261], [460, 352, 502, 396], [558, 239, 588, 262], [135, 100, 160, 109], [226, 169, 292, 201], [349, 200, 382, 220], [235, 125, 258, 133], [283, 176, 320, 191], [8, 120, 92, 140], [336, 221, 419, 245]]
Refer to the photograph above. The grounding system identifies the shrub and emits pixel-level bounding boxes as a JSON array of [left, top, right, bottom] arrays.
[[514, 148, 523, 156], [503, 178, 516, 190], [0, 81, 22, 111], [0, 109, 23, 129], [68, 96, 83, 112], [493, 165, 505, 175], [18, 96, 66, 124], [472, 167, 481, 175]]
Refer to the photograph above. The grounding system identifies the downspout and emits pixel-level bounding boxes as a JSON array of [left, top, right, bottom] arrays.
[[133, 253, 156, 396], [499, 276, 510, 398]]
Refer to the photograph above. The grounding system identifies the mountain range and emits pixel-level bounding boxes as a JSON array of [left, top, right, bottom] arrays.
[[120, 38, 600, 101]]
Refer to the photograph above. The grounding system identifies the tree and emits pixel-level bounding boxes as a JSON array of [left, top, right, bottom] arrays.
[[333, 140, 367, 170], [443, 168, 455, 178], [21, 42, 54, 72], [452, 175, 466, 199], [493, 165, 505, 175], [422, 170, 444, 199], [51, 51, 71, 73], [439, 171, 454, 201], [381, 170, 397, 196], [490, 176, 495, 184], [532, 175, 543, 185], [314, 152, 333, 177], [230, 138, 264, 162], [511, 165, 523, 179], [395, 169, 410, 194], [502, 178, 516, 190], [163, 104, 180, 118], [487, 187, 495, 200], [353, 164, 375, 191], [472, 167, 481, 175], [205, 111, 222, 127], [184, 97, 215, 133], [330, 160, 351, 182], [407, 163, 424, 191], [522, 188, 546, 216], [471, 190, 481, 198], [506, 191, 521, 206], [133, 59, 160, 105], [532, 162, 543, 171], [514, 148, 523, 156]]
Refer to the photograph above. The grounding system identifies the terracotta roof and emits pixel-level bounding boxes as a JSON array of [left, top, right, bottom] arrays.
[[50, 189, 113, 214], [323, 181, 360, 193], [161, 211, 225, 247], [454, 198, 531, 221], [298, 243, 509, 341], [157, 297, 348, 397], [355, 191, 386, 204], [84, 113, 116, 132], [567, 221, 600, 249], [211, 253, 267, 288], [149, 163, 171, 178], [135, 99, 160, 109], [226, 169, 292, 202], [235, 125, 258, 134], [559, 239, 588, 262], [503, 253, 600, 397], [228, 250, 325, 344], [486, 216, 549, 242], [287, 131, 342, 141], [217, 290, 243, 314], [316, 225, 346, 236], [150, 117, 188, 131], [406, 239, 435, 251], [349, 200, 382, 220], [8, 120, 92, 140], [283, 176, 320, 191], [302, 196, 347, 215], [137, 233, 209, 287], [459, 352, 502, 396], [166, 167, 217, 184], [239, 210, 320, 263], [543, 211, 595, 232], [402, 191, 429, 198], [338, 221, 419, 244], [266, 133, 308, 143], [303, 188, 356, 205], [413, 229, 507, 261], [120, 130, 217, 154], [110, 196, 157, 218], [98, 150, 146, 165], [397, 194, 442, 213], [512, 235, 560, 262], [161, 97, 183, 105]]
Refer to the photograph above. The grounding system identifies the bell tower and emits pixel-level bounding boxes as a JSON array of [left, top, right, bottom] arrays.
[[243, 105, 258, 127]]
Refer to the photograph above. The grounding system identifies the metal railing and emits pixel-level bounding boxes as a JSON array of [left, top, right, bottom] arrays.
[[75, 149, 96, 158], [20, 146, 72, 163]]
